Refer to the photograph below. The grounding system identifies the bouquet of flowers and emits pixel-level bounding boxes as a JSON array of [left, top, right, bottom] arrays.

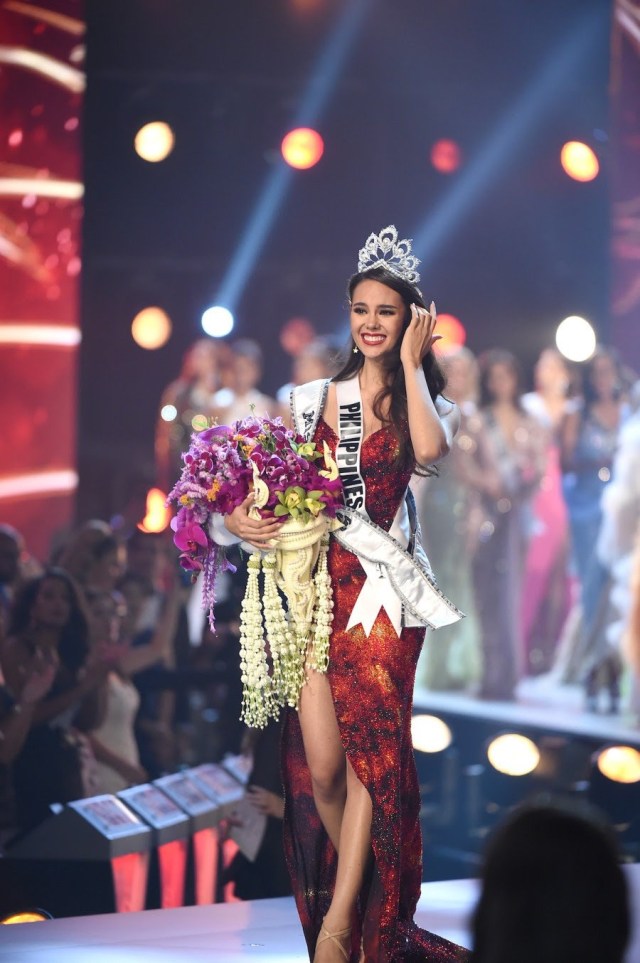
[[168, 413, 343, 727]]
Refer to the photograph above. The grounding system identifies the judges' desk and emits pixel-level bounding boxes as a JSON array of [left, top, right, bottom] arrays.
[[3, 795, 152, 916], [118, 784, 191, 910], [153, 772, 222, 905]]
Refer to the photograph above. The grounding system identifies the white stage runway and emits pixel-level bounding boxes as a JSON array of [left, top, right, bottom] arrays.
[[1, 868, 639, 962]]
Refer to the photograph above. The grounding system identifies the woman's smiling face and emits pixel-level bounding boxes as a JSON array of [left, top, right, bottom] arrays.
[[350, 278, 407, 358]]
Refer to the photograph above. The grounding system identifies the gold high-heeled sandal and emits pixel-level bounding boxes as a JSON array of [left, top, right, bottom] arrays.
[[314, 920, 352, 962]]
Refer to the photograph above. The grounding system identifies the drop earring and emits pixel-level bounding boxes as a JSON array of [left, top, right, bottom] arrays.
[[353, 345, 359, 354]]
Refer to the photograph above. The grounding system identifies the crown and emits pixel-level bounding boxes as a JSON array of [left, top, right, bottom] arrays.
[[357, 225, 421, 288]]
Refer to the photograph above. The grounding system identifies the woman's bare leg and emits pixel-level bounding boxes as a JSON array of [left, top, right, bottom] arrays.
[[298, 672, 374, 959], [328, 760, 372, 928], [298, 669, 347, 851]]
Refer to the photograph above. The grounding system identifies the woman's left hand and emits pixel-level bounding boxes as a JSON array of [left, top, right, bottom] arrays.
[[246, 785, 285, 820], [400, 302, 442, 368]]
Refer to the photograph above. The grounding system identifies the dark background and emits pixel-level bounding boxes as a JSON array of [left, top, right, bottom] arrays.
[[80, 0, 611, 518]]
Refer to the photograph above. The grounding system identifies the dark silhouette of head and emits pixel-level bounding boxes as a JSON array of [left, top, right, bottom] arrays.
[[471, 800, 630, 963]]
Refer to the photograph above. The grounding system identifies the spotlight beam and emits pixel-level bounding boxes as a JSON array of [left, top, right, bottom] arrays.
[[215, 0, 372, 313], [411, 12, 602, 267]]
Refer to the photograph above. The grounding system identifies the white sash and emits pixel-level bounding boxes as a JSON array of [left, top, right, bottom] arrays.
[[335, 377, 368, 515], [290, 379, 463, 634]]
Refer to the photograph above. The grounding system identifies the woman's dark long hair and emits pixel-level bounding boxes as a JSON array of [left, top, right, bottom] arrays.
[[8, 568, 90, 676], [470, 800, 630, 963], [334, 266, 447, 473]]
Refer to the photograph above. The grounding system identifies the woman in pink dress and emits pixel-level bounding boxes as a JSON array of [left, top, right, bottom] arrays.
[[520, 348, 572, 675]]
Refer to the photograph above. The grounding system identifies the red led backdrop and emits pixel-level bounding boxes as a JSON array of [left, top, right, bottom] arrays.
[[0, 0, 84, 560]]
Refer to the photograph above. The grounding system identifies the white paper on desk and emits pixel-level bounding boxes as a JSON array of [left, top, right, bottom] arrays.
[[228, 795, 268, 862]]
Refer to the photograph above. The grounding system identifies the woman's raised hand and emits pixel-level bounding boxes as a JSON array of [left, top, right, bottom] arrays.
[[224, 494, 285, 549], [400, 302, 442, 368]]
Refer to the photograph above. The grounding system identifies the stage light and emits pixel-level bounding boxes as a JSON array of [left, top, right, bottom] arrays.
[[411, 714, 453, 754], [487, 733, 540, 777], [137, 488, 171, 534], [131, 307, 172, 350], [134, 122, 175, 163], [281, 127, 324, 169], [1, 909, 52, 924], [555, 315, 596, 362], [201, 306, 234, 338], [160, 404, 178, 422], [589, 746, 640, 836], [433, 313, 466, 355], [430, 139, 462, 174], [214, 0, 367, 312], [596, 746, 640, 785], [560, 140, 599, 182], [411, 16, 599, 265]]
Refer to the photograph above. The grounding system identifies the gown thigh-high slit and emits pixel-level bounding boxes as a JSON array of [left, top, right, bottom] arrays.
[[282, 420, 468, 963]]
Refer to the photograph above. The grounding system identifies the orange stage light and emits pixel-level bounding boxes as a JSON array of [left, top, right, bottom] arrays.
[[138, 488, 171, 533], [430, 139, 462, 174], [281, 127, 324, 170], [560, 141, 599, 182], [131, 307, 172, 350], [134, 122, 174, 163], [433, 313, 466, 354]]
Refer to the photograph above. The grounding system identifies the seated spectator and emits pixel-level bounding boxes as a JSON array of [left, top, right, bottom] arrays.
[[0, 525, 28, 631], [85, 532, 127, 594], [117, 570, 183, 777], [470, 800, 630, 963], [0, 650, 56, 848], [223, 718, 291, 900], [54, 519, 112, 588], [85, 579, 181, 793], [1, 570, 106, 832]]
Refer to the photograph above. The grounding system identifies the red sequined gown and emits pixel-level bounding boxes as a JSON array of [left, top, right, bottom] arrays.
[[283, 420, 468, 962]]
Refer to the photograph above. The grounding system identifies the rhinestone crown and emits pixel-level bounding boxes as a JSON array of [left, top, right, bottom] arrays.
[[357, 225, 421, 288]]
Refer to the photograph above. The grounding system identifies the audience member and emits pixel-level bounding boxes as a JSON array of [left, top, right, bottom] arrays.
[[470, 800, 630, 963], [54, 519, 113, 589], [1, 570, 106, 831], [223, 718, 291, 900]]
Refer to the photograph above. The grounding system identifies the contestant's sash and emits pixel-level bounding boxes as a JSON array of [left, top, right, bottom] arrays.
[[290, 379, 463, 634], [335, 377, 367, 515]]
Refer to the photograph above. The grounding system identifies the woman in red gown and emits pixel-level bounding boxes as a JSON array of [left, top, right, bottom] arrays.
[[226, 228, 467, 962]]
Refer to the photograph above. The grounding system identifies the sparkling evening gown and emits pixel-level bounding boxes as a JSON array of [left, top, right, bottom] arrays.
[[282, 420, 468, 963]]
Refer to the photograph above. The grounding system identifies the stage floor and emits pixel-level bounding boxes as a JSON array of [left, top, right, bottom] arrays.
[[414, 679, 640, 746], [1, 868, 639, 962]]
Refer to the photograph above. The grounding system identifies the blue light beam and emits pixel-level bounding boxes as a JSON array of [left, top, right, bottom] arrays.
[[411, 13, 602, 267], [216, 0, 371, 314]]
